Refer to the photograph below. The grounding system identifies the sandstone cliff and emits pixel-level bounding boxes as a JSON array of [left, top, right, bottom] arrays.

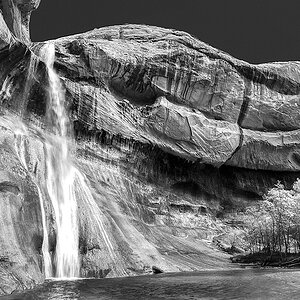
[[0, 0, 300, 295]]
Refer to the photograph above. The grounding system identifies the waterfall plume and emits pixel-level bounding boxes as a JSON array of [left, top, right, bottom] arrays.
[[40, 43, 80, 278]]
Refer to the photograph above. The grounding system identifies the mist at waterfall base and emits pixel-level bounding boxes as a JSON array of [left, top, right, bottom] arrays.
[[3, 269, 300, 300]]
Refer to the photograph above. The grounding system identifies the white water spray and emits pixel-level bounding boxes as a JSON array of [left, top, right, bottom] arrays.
[[40, 43, 80, 278]]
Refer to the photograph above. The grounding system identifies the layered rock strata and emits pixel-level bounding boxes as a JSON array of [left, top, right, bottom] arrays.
[[0, 1, 300, 295]]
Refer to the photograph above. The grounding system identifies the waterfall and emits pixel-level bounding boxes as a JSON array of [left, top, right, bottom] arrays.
[[36, 42, 121, 279], [40, 43, 80, 278]]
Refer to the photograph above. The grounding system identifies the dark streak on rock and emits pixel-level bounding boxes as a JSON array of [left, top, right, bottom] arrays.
[[170, 38, 300, 96], [0, 181, 20, 195], [224, 126, 244, 166], [75, 124, 300, 204], [237, 79, 251, 126]]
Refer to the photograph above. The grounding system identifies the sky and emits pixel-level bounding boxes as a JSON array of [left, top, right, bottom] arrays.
[[30, 0, 300, 64]]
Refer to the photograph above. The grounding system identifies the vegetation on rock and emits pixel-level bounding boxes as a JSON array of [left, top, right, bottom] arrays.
[[232, 180, 300, 267]]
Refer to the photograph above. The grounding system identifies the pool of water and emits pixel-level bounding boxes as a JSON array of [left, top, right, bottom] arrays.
[[2, 269, 300, 299]]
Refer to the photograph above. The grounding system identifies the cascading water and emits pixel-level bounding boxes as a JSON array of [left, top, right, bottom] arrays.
[[40, 43, 80, 278], [35, 42, 121, 279]]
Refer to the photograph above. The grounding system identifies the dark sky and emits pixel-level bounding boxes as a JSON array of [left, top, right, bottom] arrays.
[[30, 0, 300, 64]]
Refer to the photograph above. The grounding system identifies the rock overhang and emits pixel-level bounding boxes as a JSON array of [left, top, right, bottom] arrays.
[[40, 24, 300, 172]]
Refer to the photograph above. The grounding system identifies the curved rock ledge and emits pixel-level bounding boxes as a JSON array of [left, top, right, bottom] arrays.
[[0, 2, 300, 295]]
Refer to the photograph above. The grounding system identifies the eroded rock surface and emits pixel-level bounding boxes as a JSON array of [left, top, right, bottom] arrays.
[[0, 0, 40, 44], [0, 1, 300, 295], [48, 25, 300, 171]]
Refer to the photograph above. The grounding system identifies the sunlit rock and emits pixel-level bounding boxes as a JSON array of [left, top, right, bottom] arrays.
[[0, 0, 40, 44], [0, 0, 300, 296]]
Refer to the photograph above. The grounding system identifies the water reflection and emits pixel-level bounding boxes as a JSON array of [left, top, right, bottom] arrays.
[[45, 281, 80, 300], [2, 269, 300, 300]]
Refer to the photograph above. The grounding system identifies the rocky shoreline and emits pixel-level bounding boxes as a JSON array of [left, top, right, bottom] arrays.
[[232, 252, 300, 268]]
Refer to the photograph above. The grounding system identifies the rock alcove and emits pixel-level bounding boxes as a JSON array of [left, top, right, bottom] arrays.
[[0, 0, 300, 295]]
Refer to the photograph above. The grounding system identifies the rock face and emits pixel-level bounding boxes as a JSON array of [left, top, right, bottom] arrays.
[[0, 116, 45, 294], [52, 25, 300, 172], [0, 0, 300, 295], [0, 0, 40, 44]]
